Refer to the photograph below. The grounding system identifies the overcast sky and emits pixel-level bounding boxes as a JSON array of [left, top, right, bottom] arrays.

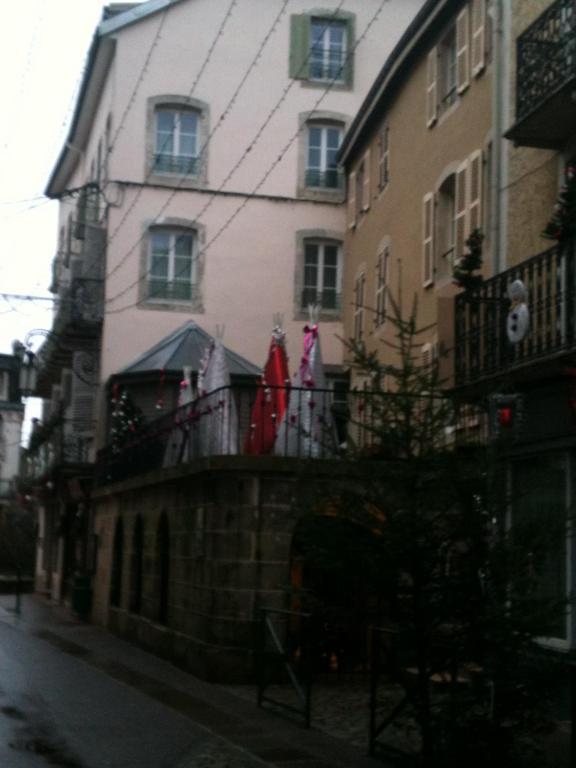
[[0, 1, 110, 356], [0, 1, 110, 433]]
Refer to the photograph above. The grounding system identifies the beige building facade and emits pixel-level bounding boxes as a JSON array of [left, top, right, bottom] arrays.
[[339, 0, 493, 386]]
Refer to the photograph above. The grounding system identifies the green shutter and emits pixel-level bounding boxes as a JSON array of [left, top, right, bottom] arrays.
[[343, 15, 355, 88], [289, 14, 310, 80]]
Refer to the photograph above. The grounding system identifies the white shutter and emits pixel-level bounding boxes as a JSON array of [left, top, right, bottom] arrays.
[[468, 150, 483, 235], [71, 351, 97, 427], [454, 159, 469, 262], [422, 193, 435, 286], [362, 149, 371, 211], [426, 48, 438, 127], [421, 342, 433, 368], [456, 7, 470, 94], [348, 171, 357, 229], [471, 0, 486, 76]]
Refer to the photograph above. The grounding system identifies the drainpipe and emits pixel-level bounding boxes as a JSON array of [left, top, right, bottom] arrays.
[[489, 0, 510, 276]]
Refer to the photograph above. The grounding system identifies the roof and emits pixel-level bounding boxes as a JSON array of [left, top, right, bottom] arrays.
[[338, 0, 461, 166], [46, 0, 188, 197], [118, 321, 261, 378]]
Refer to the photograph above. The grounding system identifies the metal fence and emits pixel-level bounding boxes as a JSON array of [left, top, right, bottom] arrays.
[[96, 384, 486, 485], [455, 240, 576, 386], [515, 0, 576, 122]]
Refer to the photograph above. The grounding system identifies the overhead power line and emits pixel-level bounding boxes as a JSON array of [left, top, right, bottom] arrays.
[[106, 0, 388, 315]]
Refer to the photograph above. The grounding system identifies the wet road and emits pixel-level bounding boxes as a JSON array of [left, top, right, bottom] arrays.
[[0, 615, 233, 768]]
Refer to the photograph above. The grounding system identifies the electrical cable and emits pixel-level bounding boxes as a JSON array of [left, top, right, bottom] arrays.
[[106, 0, 389, 314]]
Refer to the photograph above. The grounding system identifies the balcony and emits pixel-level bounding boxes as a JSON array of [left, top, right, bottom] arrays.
[[506, 0, 576, 149], [96, 384, 485, 486], [454, 240, 576, 388], [22, 417, 96, 486], [53, 277, 104, 337], [304, 169, 344, 190]]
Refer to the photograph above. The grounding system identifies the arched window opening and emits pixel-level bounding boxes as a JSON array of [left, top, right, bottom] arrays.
[[129, 516, 144, 614], [156, 513, 170, 625], [110, 517, 124, 608]]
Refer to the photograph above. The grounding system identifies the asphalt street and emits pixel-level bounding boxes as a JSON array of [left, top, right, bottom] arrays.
[[0, 595, 382, 768]]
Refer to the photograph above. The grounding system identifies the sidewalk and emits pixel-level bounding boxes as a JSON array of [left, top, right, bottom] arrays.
[[0, 594, 387, 768]]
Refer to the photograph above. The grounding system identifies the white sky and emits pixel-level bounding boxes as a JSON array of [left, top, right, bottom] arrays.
[[0, 1, 110, 433]]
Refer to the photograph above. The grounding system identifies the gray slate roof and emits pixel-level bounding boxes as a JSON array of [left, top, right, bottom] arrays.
[[119, 321, 261, 378]]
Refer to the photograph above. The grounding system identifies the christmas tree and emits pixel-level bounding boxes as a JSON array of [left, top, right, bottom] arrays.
[[110, 387, 144, 453], [541, 162, 576, 241], [453, 228, 484, 292]]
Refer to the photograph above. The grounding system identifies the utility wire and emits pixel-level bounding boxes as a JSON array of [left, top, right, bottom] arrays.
[[103, 1, 354, 310], [85, 0, 241, 279], [107, 0, 388, 314]]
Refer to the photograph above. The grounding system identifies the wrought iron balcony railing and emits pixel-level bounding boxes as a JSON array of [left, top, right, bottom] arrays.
[[22, 419, 96, 484], [508, 0, 576, 148], [153, 154, 199, 175], [300, 288, 341, 312], [455, 239, 576, 387], [304, 169, 344, 190], [53, 277, 104, 336], [96, 384, 485, 486]]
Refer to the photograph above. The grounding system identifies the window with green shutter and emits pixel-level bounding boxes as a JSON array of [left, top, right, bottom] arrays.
[[289, 12, 355, 88]]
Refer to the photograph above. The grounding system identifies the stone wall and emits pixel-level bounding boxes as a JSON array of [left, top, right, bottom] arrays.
[[91, 457, 370, 682]]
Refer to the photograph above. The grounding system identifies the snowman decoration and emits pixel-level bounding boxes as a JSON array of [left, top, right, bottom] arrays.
[[506, 279, 530, 344]]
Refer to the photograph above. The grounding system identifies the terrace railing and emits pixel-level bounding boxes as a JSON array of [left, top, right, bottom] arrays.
[[22, 419, 96, 484], [515, 0, 576, 124], [455, 240, 576, 386], [96, 384, 485, 486]]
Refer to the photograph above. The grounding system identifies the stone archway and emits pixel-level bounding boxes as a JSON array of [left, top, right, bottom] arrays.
[[289, 513, 387, 675], [156, 512, 170, 625]]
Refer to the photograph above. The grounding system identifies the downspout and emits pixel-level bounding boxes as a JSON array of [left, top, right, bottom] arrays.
[[489, 0, 510, 276]]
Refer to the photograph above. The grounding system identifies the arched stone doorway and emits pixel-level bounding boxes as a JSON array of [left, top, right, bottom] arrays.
[[110, 516, 124, 607], [156, 512, 170, 625], [290, 513, 387, 675], [129, 515, 144, 614]]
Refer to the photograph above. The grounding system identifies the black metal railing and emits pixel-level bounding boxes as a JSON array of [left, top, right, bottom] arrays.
[[54, 277, 104, 331], [455, 240, 576, 386], [300, 288, 341, 311], [22, 419, 96, 483], [516, 0, 576, 122], [304, 169, 343, 190], [96, 384, 485, 486], [257, 608, 313, 728], [153, 154, 199, 175]]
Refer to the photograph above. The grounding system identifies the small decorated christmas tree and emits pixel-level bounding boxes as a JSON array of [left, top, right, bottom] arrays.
[[541, 162, 576, 241], [110, 387, 144, 453], [453, 228, 484, 292]]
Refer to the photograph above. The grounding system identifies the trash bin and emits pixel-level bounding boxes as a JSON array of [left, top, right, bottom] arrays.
[[72, 573, 92, 618]]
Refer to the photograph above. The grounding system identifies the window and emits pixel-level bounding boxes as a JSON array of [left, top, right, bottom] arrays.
[[426, 7, 471, 127], [306, 124, 343, 189], [378, 125, 390, 191], [148, 229, 196, 302], [439, 26, 458, 109], [289, 13, 355, 88], [437, 174, 456, 281], [355, 163, 364, 218], [511, 455, 568, 643], [353, 271, 365, 343], [375, 247, 389, 328], [154, 108, 199, 175], [0, 373, 7, 401], [146, 96, 209, 186], [310, 18, 347, 82], [301, 240, 342, 311]]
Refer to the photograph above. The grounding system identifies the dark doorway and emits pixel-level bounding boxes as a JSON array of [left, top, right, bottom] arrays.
[[110, 516, 124, 607], [156, 512, 170, 625], [130, 515, 144, 614]]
